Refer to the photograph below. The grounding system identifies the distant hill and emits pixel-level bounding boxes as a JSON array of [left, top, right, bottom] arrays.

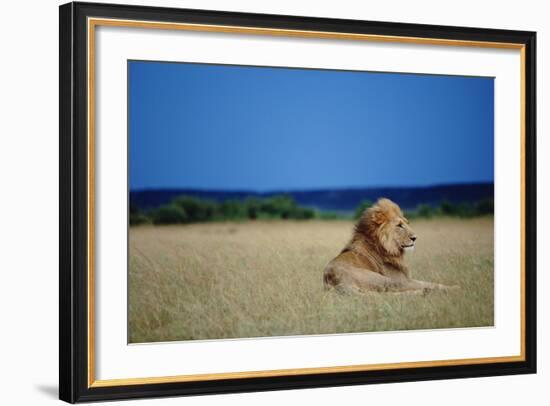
[[130, 183, 493, 214]]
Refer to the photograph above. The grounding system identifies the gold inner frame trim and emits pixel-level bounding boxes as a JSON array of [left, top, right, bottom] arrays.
[[87, 17, 527, 388], [90, 355, 524, 388]]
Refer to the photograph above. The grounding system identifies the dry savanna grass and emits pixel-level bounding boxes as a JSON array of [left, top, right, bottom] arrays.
[[129, 218, 493, 343]]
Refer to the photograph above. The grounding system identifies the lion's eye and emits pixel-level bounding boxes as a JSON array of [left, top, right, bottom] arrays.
[[397, 223, 404, 228]]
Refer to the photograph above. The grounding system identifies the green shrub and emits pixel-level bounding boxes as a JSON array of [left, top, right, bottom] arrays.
[[439, 200, 456, 216], [260, 195, 297, 219], [290, 206, 316, 220], [458, 203, 477, 218], [416, 204, 433, 218], [129, 201, 150, 225], [439, 200, 477, 218], [130, 212, 150, 226], [354, 200, 373, 219], [173, 196, 218, 222], [244, 197, 261, 220], [151, 205, 188, 225], [219, 199, 247, 220], [475, 198, 494, 215], [318, 211, 346, 220]]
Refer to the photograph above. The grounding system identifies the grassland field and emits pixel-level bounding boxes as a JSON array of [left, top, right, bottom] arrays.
[[129, 217, 494, 343]]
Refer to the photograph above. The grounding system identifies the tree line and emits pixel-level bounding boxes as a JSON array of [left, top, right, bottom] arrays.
[[353, 198, 494, 220], [130, 195, 494, 226], [130, 195, 315, 225]]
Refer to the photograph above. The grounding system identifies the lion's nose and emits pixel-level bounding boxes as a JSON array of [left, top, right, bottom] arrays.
[[410, 235, 417, 242]]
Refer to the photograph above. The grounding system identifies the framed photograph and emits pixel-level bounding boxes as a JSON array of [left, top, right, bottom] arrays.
[[59, 1, 536, 403]]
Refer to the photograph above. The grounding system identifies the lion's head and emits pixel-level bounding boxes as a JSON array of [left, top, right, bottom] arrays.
[[356, 198, 416, 257]]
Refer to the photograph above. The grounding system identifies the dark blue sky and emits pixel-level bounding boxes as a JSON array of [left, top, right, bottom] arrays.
[[129, 61, 493, 191]]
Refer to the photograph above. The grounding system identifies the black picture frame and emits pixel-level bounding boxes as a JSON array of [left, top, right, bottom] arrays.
[[59, 1, 537, 403]]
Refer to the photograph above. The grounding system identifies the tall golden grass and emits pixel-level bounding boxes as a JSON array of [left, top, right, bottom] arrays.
[[128, 218, 493, 343]]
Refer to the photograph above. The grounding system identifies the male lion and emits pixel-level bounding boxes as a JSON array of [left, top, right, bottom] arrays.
[[323, 198, 455, 294]]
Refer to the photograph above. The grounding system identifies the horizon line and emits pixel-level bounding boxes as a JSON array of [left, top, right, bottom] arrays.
[[130, 180, 494, 194]]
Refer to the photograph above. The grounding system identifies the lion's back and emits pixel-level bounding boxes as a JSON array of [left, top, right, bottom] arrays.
[[323, 249, 376, 290]]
